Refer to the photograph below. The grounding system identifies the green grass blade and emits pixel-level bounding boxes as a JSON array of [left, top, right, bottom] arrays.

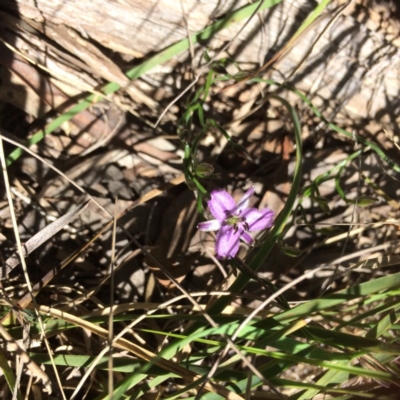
[[289, 0, 332, 42], [366, 308, 400, 340], [274, 271, 400, 322], [0, 349, 21, 400], [30, 353, 142, 373], [297, 369, 349, 400]]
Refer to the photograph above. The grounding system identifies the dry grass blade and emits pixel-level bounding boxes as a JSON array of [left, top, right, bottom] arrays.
[[4, 201, 90, 275], [0, 136, 66, 398], [107, 199, 118, 396], [0, 324, 51, 394], [350, 255, 400, 270], [281, 0, 352, 84]]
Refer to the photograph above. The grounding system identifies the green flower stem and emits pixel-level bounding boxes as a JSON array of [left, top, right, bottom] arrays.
[[164, 94, 303, 346]]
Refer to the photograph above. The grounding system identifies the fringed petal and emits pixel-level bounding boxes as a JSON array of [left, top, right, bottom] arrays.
[[240, 231, 254, 245], [242, 207, 274, 231], [215, 224, 242, 259], [208, 189, 235, 221], [236, 186, 255, 214], [198, 219, 221, 232]]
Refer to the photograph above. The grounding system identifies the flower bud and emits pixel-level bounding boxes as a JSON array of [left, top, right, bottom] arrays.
[[195, 163, 214, 178]]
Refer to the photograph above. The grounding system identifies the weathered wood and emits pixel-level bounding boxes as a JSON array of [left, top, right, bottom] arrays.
[[1, 0, 399, 129]]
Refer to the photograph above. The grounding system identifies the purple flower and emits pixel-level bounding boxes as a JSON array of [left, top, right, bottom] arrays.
[[198, 187, 274, 259]]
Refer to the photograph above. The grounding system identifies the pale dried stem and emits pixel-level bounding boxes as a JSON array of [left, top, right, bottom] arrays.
[[0, 137, 61, 397]]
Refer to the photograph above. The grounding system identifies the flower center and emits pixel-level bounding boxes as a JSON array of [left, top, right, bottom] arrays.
[[226, 215, 242, 226], [225, 215, 249, 232]]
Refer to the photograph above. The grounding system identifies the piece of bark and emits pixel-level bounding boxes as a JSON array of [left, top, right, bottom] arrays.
[[1, 0, 399, 126]]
